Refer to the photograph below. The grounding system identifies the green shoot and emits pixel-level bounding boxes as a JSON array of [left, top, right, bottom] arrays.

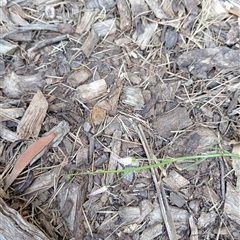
[[67, 151, 240, 179]]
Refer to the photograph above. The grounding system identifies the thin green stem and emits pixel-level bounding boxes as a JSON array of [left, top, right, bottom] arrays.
[[67, 152, 240, 179]]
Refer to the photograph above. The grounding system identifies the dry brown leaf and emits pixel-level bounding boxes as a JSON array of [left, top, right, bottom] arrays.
[[4, 132, 55, 191], [91, 105, 107, 126]]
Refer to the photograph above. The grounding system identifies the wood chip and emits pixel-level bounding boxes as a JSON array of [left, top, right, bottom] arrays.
[[67, 67, 92, 87], [177, 47, 240, 79], [76, 9, 99, 35], [129, 0, 149, 17], [136, 20, 157, 50], [232, 143, 240, 190], [153, 107, 192, 138], [117, 0, 131, 31], [122, 86, 144, 110], [198, 211, 217, 228], [75, 147, 89, 167], [158, 82, 180, 101], [86, 0, 116, 11], [106, 130, 122, 185], [75, 79, 108, 102], [91, 105, 107, 126], [0, 39, 17, 55], [145, 0, 169, 19], [0, 0, 7, 9], [2, 72, 46, 98], [224, 183, 240, 224], [148, 202, 189, 228], [81, 29, 100, 57], [0, 197, 49, 240], [166, 127, 218, 157], [139, 223, 163, 240], [0, 107, 24, 122], [169, 192, 185, 208], [17, 89, 48, 139], [92, 19, 116, 37], [189, 215, 198, 240], [57, 182, 81, 232], [118, 200, 153, 224], [0, 124, 20, 142], [23, 163, 66, 197], [223, 0, 240, 17], [163, 170, 190, 190], [45, 5, 55, 19]]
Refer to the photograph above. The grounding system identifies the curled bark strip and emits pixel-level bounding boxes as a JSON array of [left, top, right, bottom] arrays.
[[4, 132, 55, 191]]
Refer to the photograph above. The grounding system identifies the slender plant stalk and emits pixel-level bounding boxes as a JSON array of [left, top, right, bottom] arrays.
[[67, 151, 240, 179]]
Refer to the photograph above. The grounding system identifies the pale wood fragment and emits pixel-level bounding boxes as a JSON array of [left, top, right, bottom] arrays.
[[224, 183, 240, 224], [224, 0, 240, 16], [92, 19, 116, 37], [2, 72, 46, 98], [45, 5, 55, 19], [232, 143, 240, 190], [0, 0, 7, 7], [198, 211, 217, 228], [139, 223, 163, 240], [76, 9, 98, 34], [0, 39, 17, 55], [117, 0, 131, 31], [189, 215, 198, 240], [122, 86, 144, 110], [23, 165, 65, 197], [67, 67, 92, 87], [163, 170, 190, 190], [106, 130, 122, 185], [81, 29, 99, 57], [0, 107, 24, 122], [129, 0, 148, 17], [0, 197, 49, 240], [0, 124, 19, 142], [17, 89, 48, 139], [75, 79, 107, 102], [86, 0, 115, 11], [119, 200, 153, 224], [135, 20, 158, 50], [9, 11, 29, 25], [145, 0, 170, 19]]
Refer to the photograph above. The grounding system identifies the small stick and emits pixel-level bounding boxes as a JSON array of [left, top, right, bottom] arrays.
[[133, 122, 178, 240]]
